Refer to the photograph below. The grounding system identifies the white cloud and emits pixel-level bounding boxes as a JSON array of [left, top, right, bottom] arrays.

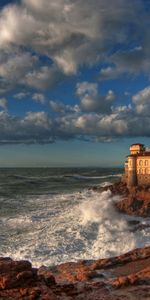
[[14, 92, 28, 99], [132, 86, 150, 104], [0, 103, 150, 145], [49, 100, 65, 113], [99, 47, 150, 80], [0, 0, 148, 97], [76, 82, 115, 113], [0, 98, 7, 110], [132, 86, 150, 114], [25, 65, 63, 90], [0, 111, 54, 144], [32, 93, 45, 104], [49, 100, 80, 114], [0, 51, 38, 94], [0, 52, 37, 81], [76, 82, 98, 97], [99, 66, 118, 80], [0, 0, 149, 145], [0, 0, 144, 76], [23, 111, 51, 129], [0, 4, 37, 47]]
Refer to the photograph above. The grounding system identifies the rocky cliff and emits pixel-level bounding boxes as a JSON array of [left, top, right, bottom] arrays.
[[92, 181, 150, 217]]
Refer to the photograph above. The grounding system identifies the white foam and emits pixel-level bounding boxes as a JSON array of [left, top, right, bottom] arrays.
[[99, 181, 112, 187], [1, 189, 150, 267], [77, 190, 136, 258], [5, 216, 32, 229]]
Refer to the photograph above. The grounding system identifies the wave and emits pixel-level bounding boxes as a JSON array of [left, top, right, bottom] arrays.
[[63, 173, 122, 180], [7, 173, 122, 188], [1, 188, 150, 267]]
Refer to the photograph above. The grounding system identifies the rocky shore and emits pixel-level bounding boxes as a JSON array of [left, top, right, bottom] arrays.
[[1, 181, 150, 299], [92, 181, 150, 217], [1, 245, 150, 299]]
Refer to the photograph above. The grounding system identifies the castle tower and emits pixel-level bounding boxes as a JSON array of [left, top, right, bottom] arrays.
[[130, 143, 145, 155], [127, 144, 145, 187], [123, 143, 150, 187], [127, 155, 137, 187]]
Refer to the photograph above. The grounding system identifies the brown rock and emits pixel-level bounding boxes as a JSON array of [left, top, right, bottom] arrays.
[[1, 246, 150, 299], [95, 180, 150, 217], [38, 266, 56, 285]]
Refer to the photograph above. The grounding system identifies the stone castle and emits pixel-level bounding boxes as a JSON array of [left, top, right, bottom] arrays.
[[123, 143, 150, 187]]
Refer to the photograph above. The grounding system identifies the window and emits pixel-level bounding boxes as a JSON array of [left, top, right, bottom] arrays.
[[139, 160, 143, 166], [145, 168, 149, 175], [139, 169, 142, 174], [145, 160, 148, 166]]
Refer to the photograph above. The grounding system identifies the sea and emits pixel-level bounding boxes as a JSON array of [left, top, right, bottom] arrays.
[[0, 167, 150, 268]]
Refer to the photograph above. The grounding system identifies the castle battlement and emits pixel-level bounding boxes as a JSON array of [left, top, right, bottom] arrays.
[[123, 143, 150, 187]]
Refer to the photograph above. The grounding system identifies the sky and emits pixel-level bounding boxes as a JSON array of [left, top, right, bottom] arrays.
[[0, 0, 150, 167]]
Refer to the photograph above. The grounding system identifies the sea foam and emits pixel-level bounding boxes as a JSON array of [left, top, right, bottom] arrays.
[[1, 188, 150, 267]]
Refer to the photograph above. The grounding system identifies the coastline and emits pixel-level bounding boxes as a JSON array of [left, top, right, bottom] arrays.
[[91, 181, 150, 217], [1, 180, 150, 299], [1, 246, 150, 299]]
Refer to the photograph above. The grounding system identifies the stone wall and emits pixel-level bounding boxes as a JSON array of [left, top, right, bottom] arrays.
[[137, 175, 150, 186]]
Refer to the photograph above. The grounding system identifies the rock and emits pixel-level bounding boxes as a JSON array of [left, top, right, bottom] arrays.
[[0, 257, 32, 274], [38, 266, 56, 285], [115, 186, 150, 216], [94, 181, 150, 217], [1, 247, 150, 299]]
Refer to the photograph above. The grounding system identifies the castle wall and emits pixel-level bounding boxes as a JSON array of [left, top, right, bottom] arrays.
[[137, 157, 150, 185], [127, 156, 137, 187], [123, 145, 150, 187], [130, 144, 145, 155], [137, 175, 150, 186]]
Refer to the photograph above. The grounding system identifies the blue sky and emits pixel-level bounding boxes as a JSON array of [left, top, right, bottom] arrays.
[[0, 0, 150, 167]]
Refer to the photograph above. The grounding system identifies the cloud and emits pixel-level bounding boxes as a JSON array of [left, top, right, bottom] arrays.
[[0, 51, 38, 94], [0, 52, 37, 82], [0, 100, 150, 145], [132, 86, 150, 115], [76, 82, 115, 113], [49, 100, 66, 113], [99, 66, 121, 80], [24, 65, 63, 90], [14, 92, 30, 99], [0, 0, 148, 98], [32, 93, 45, 104], [0, 98, 7, 110], [0, 111, 54, 144], [0, 0, 144, 77], [0, 4, 37, 47], [49, 100, 80, 114], [0, 0, 149, 145], [99, 46, 150, 80], [23, 111, 51, 129]]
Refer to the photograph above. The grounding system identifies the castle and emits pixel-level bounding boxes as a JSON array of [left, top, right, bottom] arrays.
[[123, 143, 150, 187]]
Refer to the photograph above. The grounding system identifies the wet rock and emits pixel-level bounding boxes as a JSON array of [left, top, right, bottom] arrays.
[[38, 266, 56, 285], [1, 246, 150, 299], [116, 187, 150, 216], [94, 181, 150, 217]]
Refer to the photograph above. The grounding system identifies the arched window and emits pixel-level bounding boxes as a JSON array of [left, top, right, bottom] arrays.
[[145, 168, 149, 175], [139, 160, 143, 166], [145, 160, 148, 166], [139, 169, 142, 174]]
